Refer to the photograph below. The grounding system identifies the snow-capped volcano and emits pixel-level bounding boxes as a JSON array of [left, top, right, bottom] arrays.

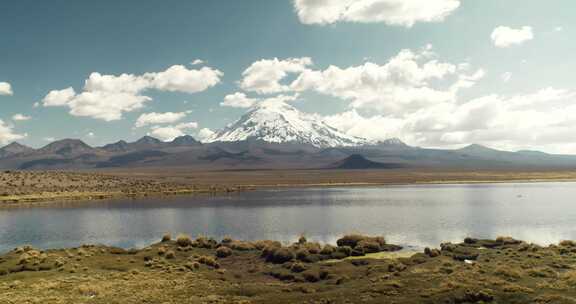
[[209, 101, 368, 148]]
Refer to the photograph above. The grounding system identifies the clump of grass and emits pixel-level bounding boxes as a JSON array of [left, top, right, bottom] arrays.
[[336, 235, 365, 248], [330, 246, 352, 259], [356, 240, 381, 253], [194, 236, 217, 249], [254, 240, 281, 250], [165, 250, 176, 259], [303, 242, 321, 254], [496, 236, 521, 245], [185, 262, 200, 271], [290, 262, 307, 273], [229, 241, 256, 251], [560, 240, 576, 247], [320, 244, 336, 255], [157, 246, 167, 256], [424, 247, 441, 257], [295, 248, 310, 261], [198, 256, 220, 268], [351, 247, 365, 256], [77, 284, 100, 297], [176, 234, 192, 247], [216, 246, 232, 258], [298, 235, 307, 244], [266, 247, 295, 264], [161, 233, 171, 242], [337, 235, 386, 249], [494, 265, 523, 280]]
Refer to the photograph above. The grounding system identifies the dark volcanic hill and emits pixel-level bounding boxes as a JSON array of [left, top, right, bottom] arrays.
[[0, 142, 34, 158], [171, 135, 202, 147], [102, 140, 131, 153], [37, 139, 100, 156], [331, 154, 403, 169]]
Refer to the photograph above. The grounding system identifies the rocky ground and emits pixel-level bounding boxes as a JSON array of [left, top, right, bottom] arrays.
[[2, 235, 576, 303]]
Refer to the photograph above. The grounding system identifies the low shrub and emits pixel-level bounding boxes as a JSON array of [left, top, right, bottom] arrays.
[[337, 235, 365, 248], [229, 241, 256, 251], [290, 262, 307, 273], [268, 248, 295, 264], [165, 250, 176, 259], [254, 240, 281, 251], [351, 247, 365, 256], [320, 244, 336, 255], [357, 240, 381, 253], [424, 247, 441, 258], [161, 233, 171, 242], [337, 235, 385, 249], [176, 234, 193, 247], [195, 237, 217, 249], [336, 246, 352, 256], [198, 256, 220, 268], [304, 243, 321, 254], [296, 248, 310, 261], [216, 246, 233, 258]]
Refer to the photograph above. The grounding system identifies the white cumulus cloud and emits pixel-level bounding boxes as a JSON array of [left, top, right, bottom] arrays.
[[491, 26, 534, 48], [0, 119, 26, 144], [42, 87, 76, 106], [41, 65, 222, 121], [148, 122, 199, 141], [0, 82, 13, 96], [221, 92, 260, 108], [240, 57, 312, 94], [135, 111, 190, 128], [324, 87, 576, 153], [294, 0, 461, 27], [290, 46, 483, 116]]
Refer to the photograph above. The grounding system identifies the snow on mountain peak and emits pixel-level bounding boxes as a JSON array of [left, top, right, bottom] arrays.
[[209, 101, 368, 148]]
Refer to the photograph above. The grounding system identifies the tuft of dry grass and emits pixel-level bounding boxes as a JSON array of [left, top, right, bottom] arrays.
[[176, 234, 193, 247]]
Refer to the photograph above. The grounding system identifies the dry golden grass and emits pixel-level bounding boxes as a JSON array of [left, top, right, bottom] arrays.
[[2, 236, 576, 303]]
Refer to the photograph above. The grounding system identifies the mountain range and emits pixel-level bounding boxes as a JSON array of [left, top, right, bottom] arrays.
[[1, 101, 576, 170]]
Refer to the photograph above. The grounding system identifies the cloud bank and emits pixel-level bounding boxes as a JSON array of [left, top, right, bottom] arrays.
[[293, 0, 460, 27], [42, 65, 222, 121], [0, 120, 26, 144]]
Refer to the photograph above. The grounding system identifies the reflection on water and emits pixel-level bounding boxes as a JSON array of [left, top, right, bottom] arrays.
[[1, 182, 576, 252]]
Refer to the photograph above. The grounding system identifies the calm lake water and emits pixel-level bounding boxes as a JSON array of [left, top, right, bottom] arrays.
[[1, 182, 576, 253]]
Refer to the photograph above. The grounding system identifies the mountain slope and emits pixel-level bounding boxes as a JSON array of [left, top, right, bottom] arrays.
[[0, 142, 34, 158], [36, 139, 99, 156], [330, 154, 404, 169], [209, 101, 368, 148]]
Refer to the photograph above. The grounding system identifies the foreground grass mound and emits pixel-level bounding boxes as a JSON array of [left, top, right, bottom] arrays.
[[2, 235, 576, 303]]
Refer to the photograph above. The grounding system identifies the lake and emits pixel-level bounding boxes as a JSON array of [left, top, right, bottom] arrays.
[[1, 182, 576, 253]]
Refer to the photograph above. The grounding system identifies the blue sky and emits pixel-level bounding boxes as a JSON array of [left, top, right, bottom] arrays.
[[1, 0, 575, 153]]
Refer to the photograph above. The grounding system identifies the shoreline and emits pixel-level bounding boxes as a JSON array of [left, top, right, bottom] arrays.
[[2, 175, 576, 206], [0, 187, 253, 208]]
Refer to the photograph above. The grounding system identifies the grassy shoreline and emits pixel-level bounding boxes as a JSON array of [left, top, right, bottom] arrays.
[[2, 234, 576, 303], [2, 169, 576, 205]]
